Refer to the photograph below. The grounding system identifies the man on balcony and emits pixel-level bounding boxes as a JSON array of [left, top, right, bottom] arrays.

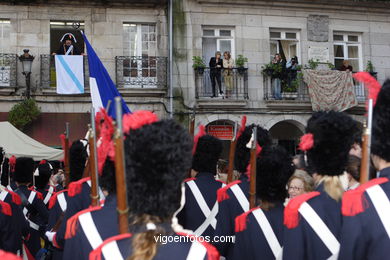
[[52, 33, 82, 56], [209, 51, 223, 97]]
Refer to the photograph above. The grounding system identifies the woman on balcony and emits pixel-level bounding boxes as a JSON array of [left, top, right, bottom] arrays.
[[223, 51, 234, 98], [209, 51, 223, 97], [272, 53, 283, 100]]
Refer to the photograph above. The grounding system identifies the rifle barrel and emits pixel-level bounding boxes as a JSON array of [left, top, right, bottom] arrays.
[[227, 122, 238, 183], [89, 109, 100, 206], [360, 99, 373, 184], [64, 122, 70, 187], [249, 127, 257, 209]]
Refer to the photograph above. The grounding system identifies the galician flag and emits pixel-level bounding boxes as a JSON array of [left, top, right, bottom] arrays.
[[55, 55, 84, 94], [82, 32, 131, 118]]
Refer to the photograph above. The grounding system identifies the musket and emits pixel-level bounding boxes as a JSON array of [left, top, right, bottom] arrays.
[[64, 122, 70, 187], [227, 122, 238, 183], [114, 97, 129, 234], [359, 99, 373, 184], [249, 127, 257, 209], [88, 108, 100, 206], [189, 114, 195, 136]]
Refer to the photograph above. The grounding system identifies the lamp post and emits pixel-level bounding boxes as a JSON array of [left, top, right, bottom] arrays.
[[19, 49, 34, 99]]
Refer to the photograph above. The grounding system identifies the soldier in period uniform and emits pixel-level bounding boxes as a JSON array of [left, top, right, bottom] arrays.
[[213, 123, 271, 258], [282, 111, 359, 260], [177, 134, 225, 238], [53, 33, 81, 55], [339, 79, 390, 260], [233, 146, 294, 260], [90, 116, 219, 260], [33, 160, 55, 209]]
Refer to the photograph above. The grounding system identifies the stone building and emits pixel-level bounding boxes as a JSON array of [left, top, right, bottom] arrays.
[[0, 0, 168, 145], [1, 0, 390, 156], [173, 0, 390, 156]]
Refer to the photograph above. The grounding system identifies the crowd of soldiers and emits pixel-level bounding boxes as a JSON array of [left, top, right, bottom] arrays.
[[0, 75, 389, 260]]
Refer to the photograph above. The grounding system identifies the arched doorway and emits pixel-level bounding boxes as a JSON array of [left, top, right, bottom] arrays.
[[269, 120, 305, 155], [206, 119, 234, 160]]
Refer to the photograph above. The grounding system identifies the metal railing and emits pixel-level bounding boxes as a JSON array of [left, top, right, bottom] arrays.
[[0, 53, 17, 88], [263, 72, 366, 102], [40, 54, 89, 89], [115, 56, 167, 89], [195, 68, 249, 100]]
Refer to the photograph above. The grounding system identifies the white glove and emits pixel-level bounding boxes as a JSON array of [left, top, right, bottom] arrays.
[[45, 231, 55, 242]]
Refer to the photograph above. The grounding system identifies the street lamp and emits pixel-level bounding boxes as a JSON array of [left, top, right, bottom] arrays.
[[19, 49, 35, 99]]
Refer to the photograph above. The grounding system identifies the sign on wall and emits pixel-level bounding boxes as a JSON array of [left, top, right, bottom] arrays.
[[308, 46, 330, 63], [208, 125, 234, 140], [0, 66, 10, 87]]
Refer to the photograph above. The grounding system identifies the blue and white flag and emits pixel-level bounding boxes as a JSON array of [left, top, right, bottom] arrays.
[[82, 32, 131, 118], [55, 55, 84, 94]]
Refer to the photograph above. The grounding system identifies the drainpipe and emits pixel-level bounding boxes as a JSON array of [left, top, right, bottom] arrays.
[[168, 0, 174, 118]]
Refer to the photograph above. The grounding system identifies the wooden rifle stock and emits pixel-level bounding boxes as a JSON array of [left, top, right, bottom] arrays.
[[88, 126, 99, 207], [227, 122, 238, 183], [64, 122, 70, 188], [360, 99, 373, 184], [189, 116, 195, 136], [249, 128, 257, 209]]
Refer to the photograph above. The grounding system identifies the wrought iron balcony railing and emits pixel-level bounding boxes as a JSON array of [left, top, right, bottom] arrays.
[[195, 68, 249, 100], [115, 56, 167, 89], [0, 53, 17, 88], [40, 54, 89, 89]]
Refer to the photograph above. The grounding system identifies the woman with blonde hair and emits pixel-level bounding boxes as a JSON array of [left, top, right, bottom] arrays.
[[287, 169, 314, 199], [223, 51, 234, 98]]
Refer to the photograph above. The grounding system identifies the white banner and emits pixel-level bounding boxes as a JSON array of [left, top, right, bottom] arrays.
[[55, 55, 84, 94]]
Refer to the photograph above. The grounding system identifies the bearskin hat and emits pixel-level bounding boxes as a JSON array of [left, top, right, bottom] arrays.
[[14, 157, 34, 183], [305, 111, 358, 176], [256, 146, 294, 203], [99, 159, 116, 194], [234, 124, 271, 173], [69, 140, 88, 183], [372, 80, 390, 162], [192, 135, 222, 175], [124, 119, 192, 220], [34, 161, 53, 190]]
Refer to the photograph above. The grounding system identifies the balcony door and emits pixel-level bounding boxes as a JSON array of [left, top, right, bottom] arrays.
[[123, 23, 157, 88]]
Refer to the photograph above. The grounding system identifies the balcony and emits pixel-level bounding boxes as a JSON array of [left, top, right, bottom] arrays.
[[0, 53, 17, 89], [263, 71, 366, 111], [115, 56, 167, 89]]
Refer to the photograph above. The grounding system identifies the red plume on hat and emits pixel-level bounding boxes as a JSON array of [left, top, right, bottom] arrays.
[[122, 110, 158, 134], [353, 72, 382, 109], [192, 125, 206, 155], [9, 155, 16, 173], [97, 108, 115, 175], [236, 116, 247, 139], [298, 133, 314, 151]]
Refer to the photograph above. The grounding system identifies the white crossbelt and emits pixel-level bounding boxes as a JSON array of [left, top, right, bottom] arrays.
[[101, 240, 124, 260], [87, 180, 106, 201], [23, 191, 36, 216], [230, 184, 249, 212], [252, 209, 283, 259], [299, 202, 340, 260], [65, 45, 74, 55], [195, 202, 218, 236], [78, 212, 104, 249], [6, 185, 13, 191], [57, 192, 67, 212], [366, 185, 390, 239], [43, 186, 54, 205], [187, 240, 207, 260], [0, 190, 8, 201]]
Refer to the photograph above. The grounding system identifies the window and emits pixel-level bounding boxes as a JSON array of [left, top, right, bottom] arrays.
[[0, 19, 11, 87], [333, 33, 362, 71], [202, 28, 235, 62], [269, 29, 300, 62], [50, 21, 85, 54], [122, 23, 157, 88], [0, 19, 10, 40]]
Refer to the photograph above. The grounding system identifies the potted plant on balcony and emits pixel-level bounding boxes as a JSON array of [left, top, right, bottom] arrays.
[[236, 54, 248, 75], [261, 62, 283, 78], [365, 60, 377, 79], [192, 56, 206, 74]]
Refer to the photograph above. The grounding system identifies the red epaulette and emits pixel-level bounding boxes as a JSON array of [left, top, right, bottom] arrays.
[[5, 189, 21, 205], [284, 191, 321, 229], [28, 187, 43, 200], [48, 189, 68, 209], [68, 177, 91, 197], [176, 232, 220, 260], [65, 205, 102, 239], [217, 180, 241, 202], [184, 177, 196, 183], [89, 233, 132, 260], [235, 207, 259, 232], [0, 249, 22, 260], [0, 200, 12, 216], [342, 177, 388, 217]]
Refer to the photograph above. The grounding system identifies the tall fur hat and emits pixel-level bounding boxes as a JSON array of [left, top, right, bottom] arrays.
[[234, 124, 271, 173], [99, 159, 116, 194], [192, 135, 222, 175], [124, 119, 192, 220], [14, 157, 34, 183], [69, 140, 88, 183], [34, 160, 54, 190], [256, 146, 294, 203], [305, 111, 358, 176], [372, 80, 390, 162]]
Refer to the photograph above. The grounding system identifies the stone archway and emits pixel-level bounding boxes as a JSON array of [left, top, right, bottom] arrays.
[[269, 119, 305, 155]]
